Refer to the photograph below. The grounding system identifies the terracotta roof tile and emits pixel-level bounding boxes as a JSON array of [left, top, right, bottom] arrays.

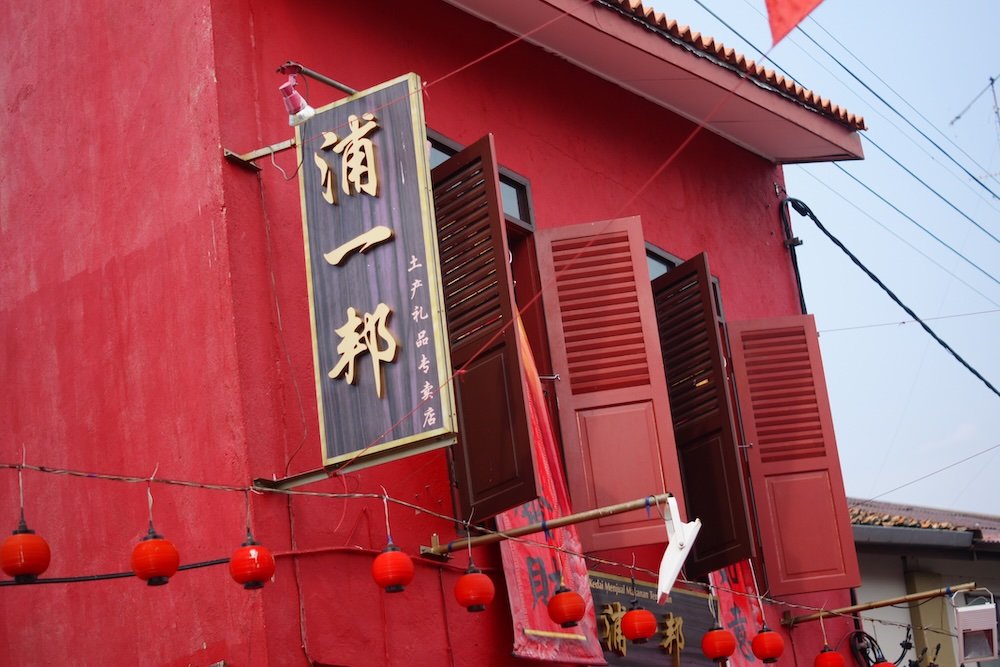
[[849, 497, 1000, 544], [601, 0, 867, 131]]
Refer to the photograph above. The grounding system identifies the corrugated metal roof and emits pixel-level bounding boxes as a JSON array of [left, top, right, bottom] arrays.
[[849, 497, 1000, 544], [603, 0, 866, 131]]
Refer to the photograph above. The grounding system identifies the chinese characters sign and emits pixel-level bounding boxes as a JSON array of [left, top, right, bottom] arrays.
[[296, 74, 456, 467], [590, 573, 717, 666]]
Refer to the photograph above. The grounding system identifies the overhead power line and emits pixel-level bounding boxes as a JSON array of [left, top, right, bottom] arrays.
[[793, 25, 1000, 203], [794, 165, 1000, 306], [852, 441, 1000, 506], [861, 135, 1000, 246], [782, 198, 1000, 400], [819, 309, 1000, 333], [832, 164, 1000, 287], [803, 18, 1000, 191]]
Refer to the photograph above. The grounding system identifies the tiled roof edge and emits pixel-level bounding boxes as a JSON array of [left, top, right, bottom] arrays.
[[598, 0, 867, 131]]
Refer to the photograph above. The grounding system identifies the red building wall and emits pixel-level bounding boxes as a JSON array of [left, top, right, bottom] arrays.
[[0, 0, 850, 664]]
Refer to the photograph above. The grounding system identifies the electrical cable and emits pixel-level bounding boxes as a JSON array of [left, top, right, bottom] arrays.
[[793, 164, 1000, 303], [0, 457, 969, 639], [782, 197, 1000, 398], [851, 441, 1000, 506], [691, 0, 1000, 264], [803, 17, 1000, 191], [829, 164, 1000, 287], [861, 135, 1000, 245], [819, 309, 1000, 333], [793, 24, 1000, 203]]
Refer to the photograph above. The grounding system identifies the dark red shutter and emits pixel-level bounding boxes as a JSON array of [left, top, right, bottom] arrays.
[[728, 315, 860, 596], [431, 135, 537, 519], [535, 217, 686, 551], [652, 253, 754, 579]]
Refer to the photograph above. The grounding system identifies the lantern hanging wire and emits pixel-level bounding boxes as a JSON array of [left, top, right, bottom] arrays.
[[465, 509, 476, 568], [629, 553, 639, 606], [748, 558, 768, 624], [380, 485, 394, 545], [243, 488, 257, 544], [146, 463, 159, 533], [17, 447, 26, 527]]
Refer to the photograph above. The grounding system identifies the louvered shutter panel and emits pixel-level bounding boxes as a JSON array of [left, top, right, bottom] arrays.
[[652, 253, 754, 578], [431, 135, 537, 519], [728, 315, 860, 596], [536, 217, 686, 551]]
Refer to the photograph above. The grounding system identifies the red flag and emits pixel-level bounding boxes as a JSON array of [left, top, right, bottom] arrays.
[[496, 316, 606, 664], [765, 0, 823, 43]]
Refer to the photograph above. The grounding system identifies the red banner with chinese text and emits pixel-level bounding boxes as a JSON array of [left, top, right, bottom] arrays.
[[710, 561, 763, 666], [496, 317, 606, 664]]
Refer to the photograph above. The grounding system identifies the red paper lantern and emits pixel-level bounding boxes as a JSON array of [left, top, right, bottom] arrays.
[[621, 605, 658, 643], [371, 544, 414, 593], [454, 566, 495, 612], [815, 645, 846, 667], [1, 519, 51, 583], [702, 626, 737, 663], [229, 536, 276, 590], [752, 626, 785, 664], [131, 526, 180, 586], [548, 585, 586, 628]]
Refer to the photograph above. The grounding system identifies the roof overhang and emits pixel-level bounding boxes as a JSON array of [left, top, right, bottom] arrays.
[[442, 0, 863, 164]]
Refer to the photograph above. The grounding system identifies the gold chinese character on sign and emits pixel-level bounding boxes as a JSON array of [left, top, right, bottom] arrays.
[[659, 612, 685, 667], [329, 303, 398, 398], [314, 112, 381, 204], [599, 602, 629, 656]]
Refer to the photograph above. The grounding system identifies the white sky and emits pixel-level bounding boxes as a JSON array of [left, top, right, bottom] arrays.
[[644, 0, 1000, 515]]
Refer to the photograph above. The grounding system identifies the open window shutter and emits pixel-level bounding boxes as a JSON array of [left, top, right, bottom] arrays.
[[652, 253, 754, 579], [431, 135, 536, 519], [728, 315, 860, 596], [535, 217, 685, 551]]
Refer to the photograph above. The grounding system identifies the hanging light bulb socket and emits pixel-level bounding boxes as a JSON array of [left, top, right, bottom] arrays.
[[1, 517, 51, 583], [131, 525, 180, 586]]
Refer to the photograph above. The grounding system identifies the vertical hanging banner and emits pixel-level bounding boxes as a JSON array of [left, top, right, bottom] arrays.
[[710, 561, 764, 667], [296, 74, 456, 468], [497, 317, 605, 664]]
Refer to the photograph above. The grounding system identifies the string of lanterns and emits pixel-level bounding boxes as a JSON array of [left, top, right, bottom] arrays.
[[0, 460, 924, 663]]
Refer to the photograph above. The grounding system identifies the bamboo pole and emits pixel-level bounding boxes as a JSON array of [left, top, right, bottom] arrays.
[[421, 492, 673, 556], [782, 581, 977, 627]]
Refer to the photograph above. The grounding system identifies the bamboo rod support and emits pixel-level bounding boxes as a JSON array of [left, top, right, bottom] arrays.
[[782, 581, 977, 627], [421, 492, 673, 557]]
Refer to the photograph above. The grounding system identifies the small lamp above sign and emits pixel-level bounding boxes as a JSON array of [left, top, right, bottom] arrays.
[[955, 589, 998, 663], [278, 75, 315, 127]]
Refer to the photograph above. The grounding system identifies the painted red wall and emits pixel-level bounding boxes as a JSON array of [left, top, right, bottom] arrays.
[[0, 0, 852, 664]]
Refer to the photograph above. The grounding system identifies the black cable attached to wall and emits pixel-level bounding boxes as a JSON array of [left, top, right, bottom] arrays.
[[0, 558, 230, 586], [781, 197, 1000, 400]]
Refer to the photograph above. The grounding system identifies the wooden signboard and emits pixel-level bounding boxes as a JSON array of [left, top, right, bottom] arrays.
[[296, 74, 456, 468]]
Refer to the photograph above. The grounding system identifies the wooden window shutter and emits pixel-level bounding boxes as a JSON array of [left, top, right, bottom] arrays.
[[431, 134, 537, 519], [651, 253, 754, 579], [728, 315, 860, 596], [535, 217, 686, 551]]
